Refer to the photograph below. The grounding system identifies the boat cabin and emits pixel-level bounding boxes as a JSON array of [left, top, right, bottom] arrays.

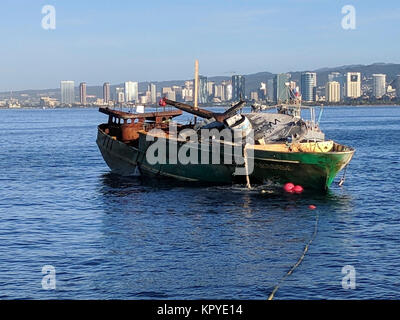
[[98, 107, 183, 145]]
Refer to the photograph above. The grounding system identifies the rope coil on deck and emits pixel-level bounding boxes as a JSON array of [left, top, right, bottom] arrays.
[[267, 211, 319, 300]]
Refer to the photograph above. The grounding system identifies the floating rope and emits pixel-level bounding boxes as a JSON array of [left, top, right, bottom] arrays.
[[267, 210, 319, 300], [244, 143, 252, 189], [338, 164, 348, 187]]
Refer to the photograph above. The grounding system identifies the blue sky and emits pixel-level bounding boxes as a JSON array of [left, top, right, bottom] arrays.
[[1, 0, 400, 91]]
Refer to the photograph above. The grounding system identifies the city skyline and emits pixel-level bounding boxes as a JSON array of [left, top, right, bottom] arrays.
[[2, 62, 400, 108], [3, 61, 399, 94], [1, 1, 400, 91], [30, 67, 398, 107]]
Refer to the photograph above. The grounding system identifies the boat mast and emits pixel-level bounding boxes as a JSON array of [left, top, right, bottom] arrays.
[[194, 59, 199, 123]]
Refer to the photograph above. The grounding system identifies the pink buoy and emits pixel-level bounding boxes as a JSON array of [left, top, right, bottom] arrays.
[[283, 183, 295, 193], [293, 185, 304, 194], [309, 205, 316, 210]]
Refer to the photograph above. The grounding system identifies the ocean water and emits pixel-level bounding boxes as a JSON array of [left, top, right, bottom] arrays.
[[0, 106, 399, 299]]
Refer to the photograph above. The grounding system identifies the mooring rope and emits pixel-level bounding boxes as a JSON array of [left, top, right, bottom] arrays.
[[243, 143, 252, 189], [338, 164, 349, 187], [267, 210, 319, 300]]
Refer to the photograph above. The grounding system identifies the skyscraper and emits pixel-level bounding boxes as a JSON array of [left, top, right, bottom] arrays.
[[259, 82, 267, 100], [345, 72, 361, 98], [372, 74, 386, 98], [124, 81, 138, 102], [207, 81, 215, 98], [326, 81, 341, 102], [396, 75, 400, 98], [214, 84, 225, 101], [148, 83, 157, 104], [328, 72, 344, 100], [103, 82, 110, 104], [232, 75, 245, 101], [198, 76, 208, 103], [115, 87, 125, 103], [266, 79, 274, 102], [300, 72, 317, 102], [274, 73, 291, 102], [225, 82, 233, 101], [79, 82, 87, 105], [60, 80, 75, 105]]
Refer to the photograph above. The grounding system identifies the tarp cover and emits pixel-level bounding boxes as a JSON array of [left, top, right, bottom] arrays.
[[244, 113, 324, 143]]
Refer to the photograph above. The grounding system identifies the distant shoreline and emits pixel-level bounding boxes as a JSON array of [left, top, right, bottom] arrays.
[[1, 104, 400, 110]]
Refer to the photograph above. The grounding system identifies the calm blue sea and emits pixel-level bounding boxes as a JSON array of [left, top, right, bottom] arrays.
[[0, 106, 399, 299]]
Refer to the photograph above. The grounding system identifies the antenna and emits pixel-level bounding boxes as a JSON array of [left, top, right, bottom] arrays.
[[194, 60, 199, 111], [193, 60, 199, 124]]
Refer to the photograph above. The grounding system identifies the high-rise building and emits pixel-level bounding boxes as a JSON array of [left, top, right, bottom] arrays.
[[328, 72, 344, 100], [198, 75, 208, 103], [300, 72, 317, 102], [372, 74, 386, 98], [103, 82, 110, 104], [172, 86, 182, 101], [60, 81, 75, 105], [258, 82, 267, 100], [345, 72, 361, 98], [232, 75, 245, 100], [115, 87, 125, 103], [396, 75, 400, 98], [162, 87, 172, 95], [182, 88, 193, 102], [124, 81, 138, 102], [225, 83, 233, 101], [266, 79, 274, 102], [326, 81, 341, 102], [274, 73, 291, 102], [214, 84, 225, 101], [79, 82, 87, 105], [165, 90, 176, 101], [207, 81, 215, 98], [148, 83, 156, 104]]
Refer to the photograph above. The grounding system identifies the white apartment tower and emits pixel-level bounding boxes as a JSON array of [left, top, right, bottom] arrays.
[[326, 81, 341, 102], [345, 72, 361, 98], [124, 81, 139, 102], [60, 80, 75, 104], [372, 74, 386, 98]]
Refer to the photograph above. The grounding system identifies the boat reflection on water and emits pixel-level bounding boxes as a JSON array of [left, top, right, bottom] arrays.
[[99, 171, 354, 215]]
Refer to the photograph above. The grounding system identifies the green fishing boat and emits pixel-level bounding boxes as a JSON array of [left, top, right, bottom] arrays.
[[96, 99, 354, 191]]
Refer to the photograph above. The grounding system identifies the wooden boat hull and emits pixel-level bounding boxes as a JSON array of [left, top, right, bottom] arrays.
[[97, 127, 235, 183], [136, 131, 236, 183], [250, 146, 354, 190], [97, 126, 354, 191], [97, 126, 140, 175]]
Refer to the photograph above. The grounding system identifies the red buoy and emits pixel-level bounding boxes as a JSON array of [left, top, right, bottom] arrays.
[[309, 205, 316, 210], [293, 185, 304, 194], [283, 183, 295, 193]]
